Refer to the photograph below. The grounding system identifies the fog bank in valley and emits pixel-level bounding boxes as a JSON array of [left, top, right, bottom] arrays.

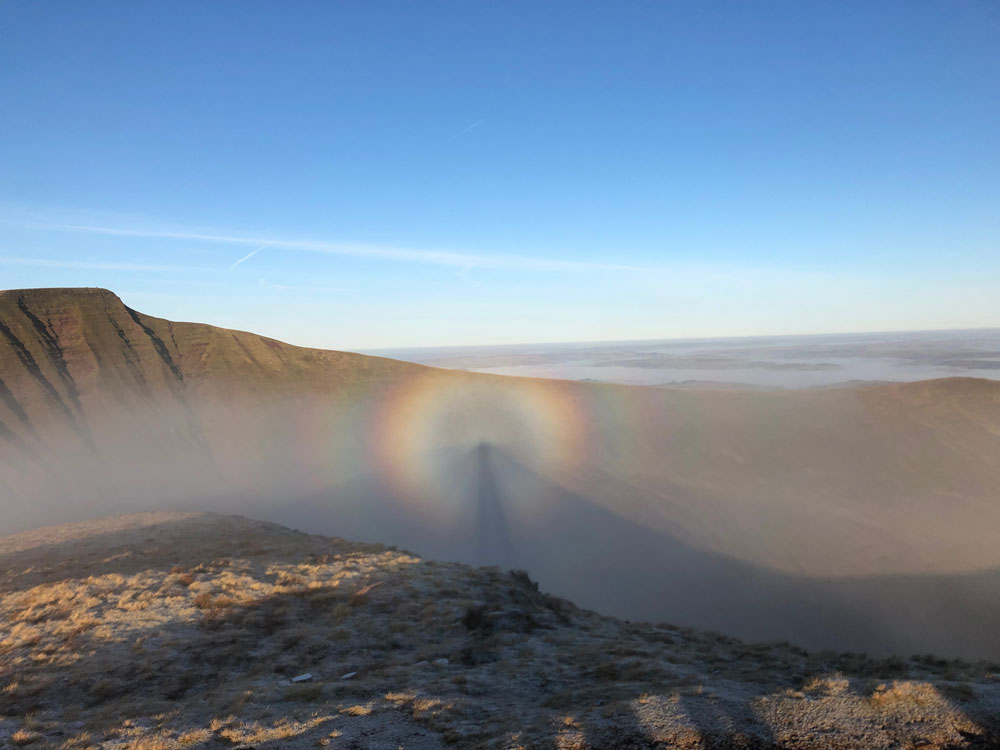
[[6, 380, 1000, 662], [376, 328, 1000, 390]]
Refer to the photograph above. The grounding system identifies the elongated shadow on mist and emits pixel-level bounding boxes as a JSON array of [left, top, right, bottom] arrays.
[[474, 442, 513, 563], [270, 443, 1000, 662]]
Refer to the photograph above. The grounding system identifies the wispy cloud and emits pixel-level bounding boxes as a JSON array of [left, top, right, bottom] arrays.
[[457, 119, 484, 136], [27, 220, 648, 273], [0, 256, 204, 273], [257, 278, 349, 293], [228, 244, 268, 270]]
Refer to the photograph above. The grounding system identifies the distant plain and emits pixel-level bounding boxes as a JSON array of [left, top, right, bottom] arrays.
[[374, 328, 1000, 390]]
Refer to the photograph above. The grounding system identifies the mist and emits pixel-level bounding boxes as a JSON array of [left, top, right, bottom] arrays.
[[5, 368, 1000, 662]]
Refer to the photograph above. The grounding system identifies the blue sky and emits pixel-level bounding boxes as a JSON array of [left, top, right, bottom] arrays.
[[1, 1, 998, 349]]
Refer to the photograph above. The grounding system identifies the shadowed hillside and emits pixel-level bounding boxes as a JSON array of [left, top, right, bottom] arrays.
[[3, 288, 1000, 659]]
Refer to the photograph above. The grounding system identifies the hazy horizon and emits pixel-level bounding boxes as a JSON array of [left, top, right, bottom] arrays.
[[367, 324, 1000, 357], [369, 327, 1000, 390]]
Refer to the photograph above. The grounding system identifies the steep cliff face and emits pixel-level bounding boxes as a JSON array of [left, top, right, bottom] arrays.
[[0, 288, 190, 453], [0, 287, 423, 447]]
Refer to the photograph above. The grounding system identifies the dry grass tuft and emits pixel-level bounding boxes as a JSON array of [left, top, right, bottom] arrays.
[[11, 729, 41, 746]]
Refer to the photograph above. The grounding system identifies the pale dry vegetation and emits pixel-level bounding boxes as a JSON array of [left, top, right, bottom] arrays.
[[1, 512, 999, 749]]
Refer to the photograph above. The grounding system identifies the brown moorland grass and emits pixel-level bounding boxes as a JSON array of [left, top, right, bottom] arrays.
[[1, 512, 999, 749]]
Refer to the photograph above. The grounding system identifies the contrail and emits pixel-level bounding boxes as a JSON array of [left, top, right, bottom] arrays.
[[228, 244, 268, 270], [457, 119, 484, 136], [15, 218, 650, 272]]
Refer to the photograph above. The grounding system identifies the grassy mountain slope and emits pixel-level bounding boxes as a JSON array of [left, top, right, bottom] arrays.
[[0, 286, 423, 440]]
